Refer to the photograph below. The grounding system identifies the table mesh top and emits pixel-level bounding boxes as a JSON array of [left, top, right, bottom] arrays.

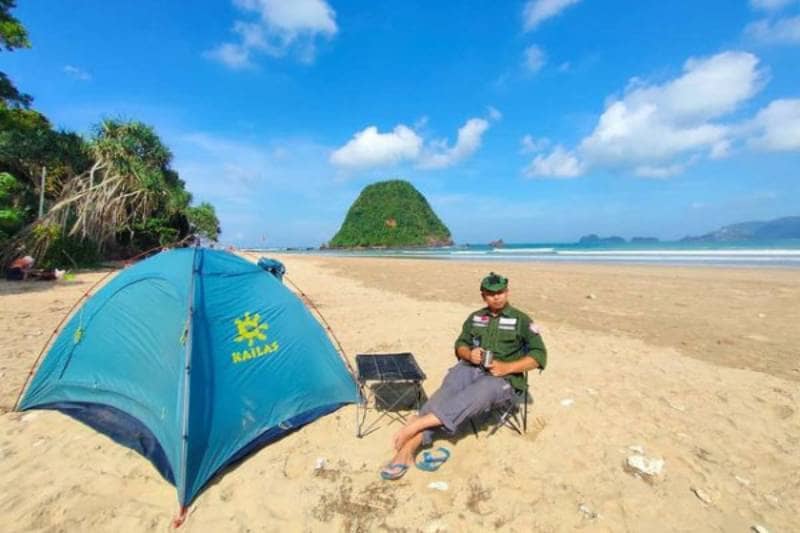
[[356, 353, 426, 382]]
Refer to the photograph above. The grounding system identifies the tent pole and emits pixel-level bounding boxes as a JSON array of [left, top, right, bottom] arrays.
[[177, 245, 200, 505], [13, 269, 117, 411]]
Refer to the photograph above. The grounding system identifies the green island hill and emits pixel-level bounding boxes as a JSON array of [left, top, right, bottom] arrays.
[[328, 180, 453, 248]]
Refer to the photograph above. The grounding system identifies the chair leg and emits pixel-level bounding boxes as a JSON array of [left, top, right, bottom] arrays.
[[523, 389, 528, 433]]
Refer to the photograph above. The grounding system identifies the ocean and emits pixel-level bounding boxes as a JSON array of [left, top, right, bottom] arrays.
[[252, 239, 800, 268]]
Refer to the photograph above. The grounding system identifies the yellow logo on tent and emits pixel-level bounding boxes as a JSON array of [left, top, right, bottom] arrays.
[[234, 312, 268, 347], [232, 312, 279, 364]]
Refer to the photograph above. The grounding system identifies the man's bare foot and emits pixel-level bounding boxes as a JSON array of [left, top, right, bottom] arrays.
[[392, 424, 416, 451], [391, 415, 418, 450]]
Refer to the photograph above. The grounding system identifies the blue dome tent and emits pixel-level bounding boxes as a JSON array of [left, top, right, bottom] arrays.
[[18, 248, 358, 506]]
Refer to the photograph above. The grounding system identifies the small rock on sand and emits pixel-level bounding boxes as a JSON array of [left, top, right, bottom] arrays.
[[691, 487, 712, 504], [314, 457, 326, 471], [625, 454, 665, 481], [628, 445, 645, 454], [751, 525, 770, 533], [424, 519, 448, 533], [578, 503, 597, 519], [666, 399, 686, 412], [586, 293, 596, 300], [428, 481, 448, 491], [560, 398, 575, 407], [735, 475, 751, 486]]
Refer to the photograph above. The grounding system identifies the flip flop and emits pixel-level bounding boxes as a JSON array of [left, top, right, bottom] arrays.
[[415, 447, 451, 472], [380, 463, 409, 480]]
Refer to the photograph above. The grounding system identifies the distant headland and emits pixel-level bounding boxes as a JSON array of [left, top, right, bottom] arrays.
[[681, 216, 800, 242]]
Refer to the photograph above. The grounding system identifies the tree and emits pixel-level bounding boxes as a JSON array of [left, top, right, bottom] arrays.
[[0, 107, 90, 193], [187, 202, 221, 241], [1, 1, 32, 108], [3, 120, 184, 261], [1, 115, 221, 265], [0, 0, 29, 51], [0, 72, 31, 108], [0, 171, 25, 245]]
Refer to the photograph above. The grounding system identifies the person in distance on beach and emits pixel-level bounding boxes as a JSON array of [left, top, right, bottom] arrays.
[[5, 255, 35, 281], [4, 255, 65, 281], [380, 272, 547, 480]]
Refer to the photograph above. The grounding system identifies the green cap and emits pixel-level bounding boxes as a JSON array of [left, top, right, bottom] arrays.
[[480, 272, 508, 292]]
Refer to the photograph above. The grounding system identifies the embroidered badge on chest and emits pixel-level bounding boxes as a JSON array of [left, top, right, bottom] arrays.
[[472, 314, 489, 328], [498, 317, 517, 331]]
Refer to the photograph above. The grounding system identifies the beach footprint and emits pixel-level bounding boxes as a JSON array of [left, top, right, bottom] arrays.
[[525, 416, 548, 442]]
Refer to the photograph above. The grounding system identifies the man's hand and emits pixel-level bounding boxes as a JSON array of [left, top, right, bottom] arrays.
[[468, 348, 484, 365], [487, 360, 512, 377]]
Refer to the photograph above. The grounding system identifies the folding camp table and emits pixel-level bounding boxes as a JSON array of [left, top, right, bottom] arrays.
[[355, 353, 426, 438]]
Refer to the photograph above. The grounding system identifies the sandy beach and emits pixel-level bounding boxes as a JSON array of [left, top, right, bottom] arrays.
[[1, 254, 799, 532]]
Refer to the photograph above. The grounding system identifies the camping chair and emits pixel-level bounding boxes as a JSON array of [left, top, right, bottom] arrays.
[[355, 353, 426, 438], [471, 371, 532, 437]]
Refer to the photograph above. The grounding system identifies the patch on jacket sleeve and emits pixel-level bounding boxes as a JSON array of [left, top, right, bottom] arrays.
[[529, 322, 541, 335]]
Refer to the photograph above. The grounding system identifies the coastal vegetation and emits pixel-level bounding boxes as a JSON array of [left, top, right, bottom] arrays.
[[328, 179, 452, 248], [0, 2, 219, 268]]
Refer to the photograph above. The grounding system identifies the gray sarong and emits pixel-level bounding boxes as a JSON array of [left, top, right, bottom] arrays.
[[419, 360, 514, 446]]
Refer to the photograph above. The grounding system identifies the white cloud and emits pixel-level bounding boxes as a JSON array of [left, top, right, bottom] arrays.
[[749, 0, 797, 11], [63, 65, 91, 81], [524, 51, 768, 179], [634, 162, 688, 178], [745, 16, 800, 44], [330, 125, 422, 168], [523, 45, 547, 73], [520, 134, 550, 154], [236, 0, 337, 34], [419, 118, 490, 169], [747, 98, 800, 151], [331, 116, 492, 170], [709, 139, 732, 159], [487, 106, 503, 121], [206, 42, 252, 69], [523, 0, 581, 31], [524, 146, 584, 178], [578, 51, 763, 169], [208, 0, 337, 69]]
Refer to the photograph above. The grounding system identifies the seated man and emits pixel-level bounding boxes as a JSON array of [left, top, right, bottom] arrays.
[[381, 272, 547, 479]]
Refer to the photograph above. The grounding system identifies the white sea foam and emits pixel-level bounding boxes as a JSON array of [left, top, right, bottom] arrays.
[[492, 247, 555, 253], [557, 249, 800, 256]]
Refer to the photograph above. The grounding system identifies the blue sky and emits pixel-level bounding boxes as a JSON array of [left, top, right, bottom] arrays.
[[4, 0, 800, 246]]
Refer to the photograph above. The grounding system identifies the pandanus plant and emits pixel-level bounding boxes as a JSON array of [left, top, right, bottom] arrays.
[[3, 119, 178, 262]]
